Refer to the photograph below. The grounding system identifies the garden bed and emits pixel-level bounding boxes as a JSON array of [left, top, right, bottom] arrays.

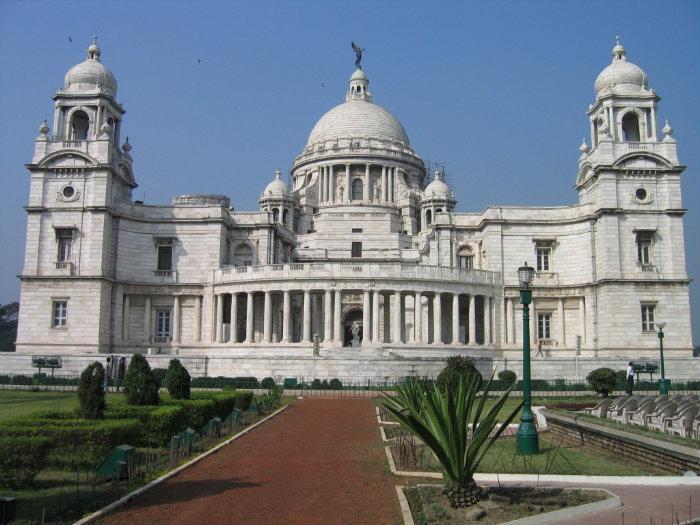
[[402, 484, 615, 525]]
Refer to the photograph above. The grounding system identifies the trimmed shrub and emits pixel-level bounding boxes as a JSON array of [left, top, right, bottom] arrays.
[[436, 356, 482, 396], [587, 367, 618, 397], [614, 369, 627, 388], [260, 377, 276, 389], [329, 378, 343, 390], [190, 376, 259, 389], [152, 368, 168, 387], [164, 398, 217, 429], [0, 436, 52, 488], [497, 370, 517, 387], [192, 391, 254, 419], [0, 417, 140, 469], [124, 354, 160, 406], [78, 362, 106, 419], [105, 404, 187, 446], [258, 385, 283, 414], [311, 379, 322, 390], [9, 374, 33, 385], [165, 359, 191, 399]]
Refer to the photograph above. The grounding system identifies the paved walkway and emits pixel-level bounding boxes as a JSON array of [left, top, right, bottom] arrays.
[[103, 399, 401, 525]]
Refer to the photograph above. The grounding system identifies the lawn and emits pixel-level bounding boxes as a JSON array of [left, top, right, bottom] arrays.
[[0, 389, 124, 420]]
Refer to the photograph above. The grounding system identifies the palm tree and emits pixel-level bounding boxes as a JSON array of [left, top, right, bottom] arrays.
[[382, 372, 522, 508]]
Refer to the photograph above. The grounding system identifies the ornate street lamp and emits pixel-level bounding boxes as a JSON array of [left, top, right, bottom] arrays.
[[516, 261, 539, 455], [655, 320, 669, 395]]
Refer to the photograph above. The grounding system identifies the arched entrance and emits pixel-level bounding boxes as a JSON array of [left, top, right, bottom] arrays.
[[342, 308, 363, 347]]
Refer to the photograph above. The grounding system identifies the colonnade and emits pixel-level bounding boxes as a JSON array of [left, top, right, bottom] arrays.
[[502, 296, 586, 348], [211, 289, 494, 346], [317, 163, 398, 204]]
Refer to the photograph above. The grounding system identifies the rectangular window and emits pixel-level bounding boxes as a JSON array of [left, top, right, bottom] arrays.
[[57, 230, 73, 262], [458, 255, 474, 269], [156, 309, 172, 339], [52, 300, 67, 327], [157, 244, 173, 271], [351, 242, 362, 258], [641, 305, 655, 332], [351, 228, 363, 233], [536, 247, 550, 271], [636, 231, 654, 265], [537, 313, 551, 339]]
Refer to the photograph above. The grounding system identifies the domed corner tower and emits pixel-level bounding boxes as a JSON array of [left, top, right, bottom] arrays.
[[289, 64, 428, 251]]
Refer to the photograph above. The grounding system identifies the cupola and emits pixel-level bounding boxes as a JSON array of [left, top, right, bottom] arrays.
[[63, 37, 118, 97]]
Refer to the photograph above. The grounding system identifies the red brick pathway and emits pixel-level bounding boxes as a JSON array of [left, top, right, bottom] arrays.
[[102, 399, 401, 525]]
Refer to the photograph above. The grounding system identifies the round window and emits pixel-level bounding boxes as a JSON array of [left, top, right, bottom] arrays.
[[62, 185, 75, 198], [635, 187, 647, 201]]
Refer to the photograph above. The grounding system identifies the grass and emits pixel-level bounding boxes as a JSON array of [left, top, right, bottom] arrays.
[[550, 408, 700, 449], [391, 434, 667, 476], [0, 389, 125, 421]]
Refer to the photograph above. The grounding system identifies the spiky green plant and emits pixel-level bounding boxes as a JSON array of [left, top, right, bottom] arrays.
[[382, 372, 522, 508]]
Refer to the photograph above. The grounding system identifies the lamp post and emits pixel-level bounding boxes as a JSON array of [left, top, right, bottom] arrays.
[[516, 261, 539, 455], [655, 320, 669, 395]]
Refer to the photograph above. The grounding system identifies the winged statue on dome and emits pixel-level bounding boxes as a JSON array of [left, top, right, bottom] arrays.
[[351, 42, 364, 69]]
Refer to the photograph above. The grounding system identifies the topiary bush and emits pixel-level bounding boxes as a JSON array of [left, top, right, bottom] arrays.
[[78, 362, 106, 419], [124, 354, 160, 406], [260, 377, 276, 389], [105, 404, 187, 447], [152, 368, 168, 387], [587, 367, 618, 397], [497, 370, 517, 387], [329, 378, 343, 389], [165, 358, 191, 399], [0, 436, 52, 488], [437, 356, 482, 396]]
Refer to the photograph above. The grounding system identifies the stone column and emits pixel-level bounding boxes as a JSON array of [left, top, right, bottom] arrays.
[[229, 293, 237, 343], [303, 290, 311, 342], [388, 167, 394, 202], [173, 295, 181, 343], [468, 294, 476, 345], [144, 296, 151, 344], [324, 290, 332, 342], [345, 163, 351, 203], [122, 294, 130, 341], [650, 106, 657, 141], [579, 297, 586, 342], [393, 291, 402, 343], [364, 164, 370, 201], [484, 296, 491, 345], [329, 165, 335, 203], [414, 291, 422, 345], [558, 298, 565, 348], [452, 293, 460, 344], [433, 292, 442, 344], [381, 166, 387, 202], [245, 292, 254, 343], [363, 290, 371, 344], [216, 293, 224, 343], [507, 297, 514, 345], [319, 167, 324, 203], [282, 290, 291, 343], [334, 289, 342, 344], [195, 295, 202, 342], [261, 291, 271, 343], [372, 290, 380, 343]]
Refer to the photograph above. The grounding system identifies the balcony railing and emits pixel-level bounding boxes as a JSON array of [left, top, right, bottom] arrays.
[[152, 335, 171, 344], [55, 261, 74, 275]]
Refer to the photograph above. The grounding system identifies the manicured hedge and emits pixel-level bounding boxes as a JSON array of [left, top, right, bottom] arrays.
[[163, 398, 217, 429], [105, 404, 187, 446], [191, 391, 254, 419], [0, 436, 52, 488], [0, 417, 140, 469], [190, 376, 259, 389]]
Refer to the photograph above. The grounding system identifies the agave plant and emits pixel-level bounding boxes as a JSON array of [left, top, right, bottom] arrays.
[[382, 372, 522, 508]]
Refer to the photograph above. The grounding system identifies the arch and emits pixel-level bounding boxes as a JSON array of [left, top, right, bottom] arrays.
[[611, 151, 673, 169], [272, 208, 279, 223], [232, 243, 254, 266], [342, 307, 363, 347], [38, 150, 99, 167], [71, 110, 90, 140], [351, 177, 363, 201], [425, 209, 432, 225], [457, 245, 474, 269], [621, 111, 641, 142]]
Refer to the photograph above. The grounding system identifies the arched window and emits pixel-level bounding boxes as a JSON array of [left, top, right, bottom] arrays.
[[425, 209, 432, 225], [282, 208, 289, 225], [457, 246, 474, 269], [622, 112, 641, 142], [351, 178, 363, 201], [435, 208, 443, 213], [272, 208, 279, 223], [71, 110, 89, 141], [233, 244, 254, 266]]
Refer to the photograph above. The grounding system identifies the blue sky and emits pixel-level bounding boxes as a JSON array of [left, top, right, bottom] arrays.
[[0, 0, 698, 343]]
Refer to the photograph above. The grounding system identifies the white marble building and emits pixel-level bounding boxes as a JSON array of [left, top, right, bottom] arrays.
[[10, 38, 696, 381]]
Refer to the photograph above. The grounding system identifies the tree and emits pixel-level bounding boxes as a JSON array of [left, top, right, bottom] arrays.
[[78, 362, 106, 419], [0, 302, 19, 352], [123, 354, 160, 405], [165, 358, 191, 399], [382, 372, 522, 508], [436, 355, 482, 396], [587, 367, 618, 397], [497, 369, 517, 387]]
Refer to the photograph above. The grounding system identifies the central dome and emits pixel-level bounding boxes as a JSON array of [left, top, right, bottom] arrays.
[[306, 68, 410, 148]]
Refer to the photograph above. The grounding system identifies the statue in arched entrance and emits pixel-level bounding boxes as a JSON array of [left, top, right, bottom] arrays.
[[351, 321, 361, 348]]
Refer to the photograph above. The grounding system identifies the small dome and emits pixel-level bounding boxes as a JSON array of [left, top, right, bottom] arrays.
[[63, 38, 118, 97], [594, 38, 648, 97], [262, 169, 290, 198], [350, 68, 368, 82], [424, 170, 451, 199]]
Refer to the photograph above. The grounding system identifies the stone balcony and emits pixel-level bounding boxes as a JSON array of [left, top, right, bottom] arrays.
[[581, 139, 679, 167], [32, 137, 116, 165]]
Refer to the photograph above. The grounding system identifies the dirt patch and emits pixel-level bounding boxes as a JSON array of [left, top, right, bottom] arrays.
[[102, 399, 400, 525]]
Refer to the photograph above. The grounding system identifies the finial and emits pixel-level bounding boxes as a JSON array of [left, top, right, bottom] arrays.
[[351, 41, 364, 69], [122, 136, 132, 153], [579, 138, 589, 154], [612, 35, 626, 61], [274, 168, 281, 179], [662, 119, 673, 137], [615, 35, 620, 46], [39, 119, 49, 136]]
